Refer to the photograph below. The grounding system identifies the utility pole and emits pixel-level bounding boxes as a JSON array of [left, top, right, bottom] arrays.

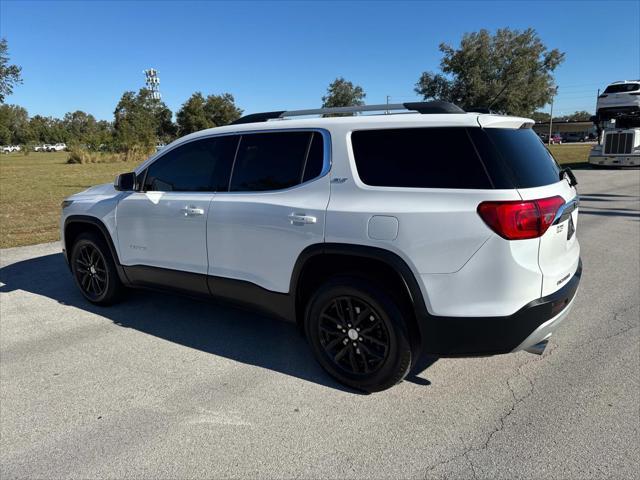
[[386, 95, 390, 114], [548, 95, 554, 146], [595, 89, 602, 144]]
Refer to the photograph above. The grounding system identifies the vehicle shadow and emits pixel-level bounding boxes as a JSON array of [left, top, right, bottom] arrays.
[[0, 253, 437, 393]]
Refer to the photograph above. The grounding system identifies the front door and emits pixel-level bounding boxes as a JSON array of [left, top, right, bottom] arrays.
[[116, 135, 237, 290]]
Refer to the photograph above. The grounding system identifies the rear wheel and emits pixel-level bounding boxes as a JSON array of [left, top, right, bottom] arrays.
[[70, 232, 122, 305], [305, 277, 412, 392]]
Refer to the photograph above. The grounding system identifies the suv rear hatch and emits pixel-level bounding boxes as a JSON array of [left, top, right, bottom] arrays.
[[476, 119, 581, 297]]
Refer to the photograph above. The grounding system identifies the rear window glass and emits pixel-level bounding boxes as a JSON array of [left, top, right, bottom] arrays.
[[351, 128, 492, 189], [482, 128, 560, 188], [603, 83, 640, 93]]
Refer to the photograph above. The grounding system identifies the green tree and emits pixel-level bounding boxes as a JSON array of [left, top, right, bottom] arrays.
[[415, 28, 564, 116], [553, 110, 592, 122], [531, 111, 551, 123], [0, 38, 23, 104], [176, 92, 242, 135], [29, 115, 67, 143], [321, 77, 366, 114], [203, 93, 242, 128], [176, 92, 209, 135], [0, 104, 31, 144], [113, 89, 175, 150]]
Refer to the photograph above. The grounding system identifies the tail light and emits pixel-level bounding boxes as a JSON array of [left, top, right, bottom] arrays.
[[477, 196, 565, 240]]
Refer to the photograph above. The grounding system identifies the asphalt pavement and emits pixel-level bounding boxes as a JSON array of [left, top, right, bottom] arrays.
[[1, 168, 638, 479]]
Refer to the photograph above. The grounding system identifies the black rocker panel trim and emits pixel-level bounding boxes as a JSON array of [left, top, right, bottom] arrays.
[[63, 215, 129, 284], [121, 264, 294, 321], [123, 265, 210, 296], [207, 276, 293, 321]]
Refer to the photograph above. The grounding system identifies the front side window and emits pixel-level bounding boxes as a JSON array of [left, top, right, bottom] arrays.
[[229, 131, 323, 192], [143, 136, 238, 192]]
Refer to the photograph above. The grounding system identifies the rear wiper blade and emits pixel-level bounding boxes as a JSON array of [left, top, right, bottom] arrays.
[[560, 167, 578, 187]]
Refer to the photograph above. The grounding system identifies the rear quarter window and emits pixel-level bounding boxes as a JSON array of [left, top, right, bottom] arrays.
[[480, 128, 561, 189], [351, 127, 493, 189]]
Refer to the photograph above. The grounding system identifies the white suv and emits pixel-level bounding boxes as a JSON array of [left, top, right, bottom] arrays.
[[596, 80, 640, 120], [47, 143, 67, 152], [60, 101, 582, 391]]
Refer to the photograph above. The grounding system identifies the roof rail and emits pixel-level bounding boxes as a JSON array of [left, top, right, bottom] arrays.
[[230, 101, 465, 125]]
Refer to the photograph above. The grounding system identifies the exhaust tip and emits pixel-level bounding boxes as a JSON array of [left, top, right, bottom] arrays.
[[525, 340, 549, 356]]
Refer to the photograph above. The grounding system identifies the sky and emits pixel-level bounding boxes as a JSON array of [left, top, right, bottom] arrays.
[[1, 0, 639, 121]]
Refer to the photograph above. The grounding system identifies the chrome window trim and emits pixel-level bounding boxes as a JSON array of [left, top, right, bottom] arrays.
[[135, 128, 332, 194]]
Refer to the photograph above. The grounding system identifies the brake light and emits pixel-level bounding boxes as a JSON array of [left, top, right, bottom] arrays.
[[477, 196, 565, 240]]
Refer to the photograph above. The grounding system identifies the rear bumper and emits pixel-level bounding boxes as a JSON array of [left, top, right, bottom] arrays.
[[418, 259, 582, 356]]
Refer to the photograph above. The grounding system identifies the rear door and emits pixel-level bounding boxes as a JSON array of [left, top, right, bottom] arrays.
[[482, 127, 580, 296], [207, 130, 330, 293]]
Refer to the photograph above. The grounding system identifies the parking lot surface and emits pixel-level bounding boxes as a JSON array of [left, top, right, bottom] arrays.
[[1, 169, 639, 479]]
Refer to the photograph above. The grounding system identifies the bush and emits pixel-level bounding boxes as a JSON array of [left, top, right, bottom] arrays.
[[67, 144, 153, 164]]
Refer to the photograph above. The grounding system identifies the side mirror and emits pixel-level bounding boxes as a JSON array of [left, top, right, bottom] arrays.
[[114, 172, 137, 191]]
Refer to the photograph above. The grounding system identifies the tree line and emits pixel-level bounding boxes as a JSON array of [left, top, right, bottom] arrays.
[[1, 28, 592, 151]]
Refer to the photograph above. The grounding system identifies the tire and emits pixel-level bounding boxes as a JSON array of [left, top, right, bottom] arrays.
[[304, 277, 413, 392], [70, 232, 123, 305]]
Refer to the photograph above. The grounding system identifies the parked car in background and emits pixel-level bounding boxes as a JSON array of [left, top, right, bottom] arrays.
[[155, 143, 166, 152], [538, 133, 562, 144], [1, 145, 20, 153], [35, 144, 52, 152], [564, 133, 589, 143], [47, 143, 67, 152]]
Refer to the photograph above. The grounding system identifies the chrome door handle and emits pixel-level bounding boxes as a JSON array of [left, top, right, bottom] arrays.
[[288, 213, 317, 225], [182, 206, 205, 216]]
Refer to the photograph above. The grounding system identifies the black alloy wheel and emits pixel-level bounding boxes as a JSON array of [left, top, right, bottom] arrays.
[[74, 243, 108, 300], [70, 232, 123, 305], [318, 296, 390, 376], [305, 277, 413, 392]]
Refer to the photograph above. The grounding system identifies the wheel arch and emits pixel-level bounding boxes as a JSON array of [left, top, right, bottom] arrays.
[[291, 243, 428, 356], [63, 215, 129, 284]]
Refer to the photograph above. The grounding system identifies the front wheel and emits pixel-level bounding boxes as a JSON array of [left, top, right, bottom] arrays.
[[70, 232, 123, 305], [304, 277, 413, 392]]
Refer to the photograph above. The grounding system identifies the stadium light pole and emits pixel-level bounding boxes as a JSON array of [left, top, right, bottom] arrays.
[[143, 68, 161, 100]]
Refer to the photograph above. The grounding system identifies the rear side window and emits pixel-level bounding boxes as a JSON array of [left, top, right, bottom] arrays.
[[603, 83, 640, 93], [351, 128, 492, 189], [143, 136, 237, 192], [230, 131, 322, 192], [481, 128, 560, 189]]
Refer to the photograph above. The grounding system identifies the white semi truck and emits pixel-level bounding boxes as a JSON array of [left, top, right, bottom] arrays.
[[589, 80, 640, 167]]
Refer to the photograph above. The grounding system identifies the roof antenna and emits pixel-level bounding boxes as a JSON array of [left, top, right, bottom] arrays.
[[486, 83, 509, 111]]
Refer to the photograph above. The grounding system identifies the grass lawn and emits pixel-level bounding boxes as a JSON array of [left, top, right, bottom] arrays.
[[0, 152, 139, 248], [548, 143, 592, 166], [0, 143, 593, 249]]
